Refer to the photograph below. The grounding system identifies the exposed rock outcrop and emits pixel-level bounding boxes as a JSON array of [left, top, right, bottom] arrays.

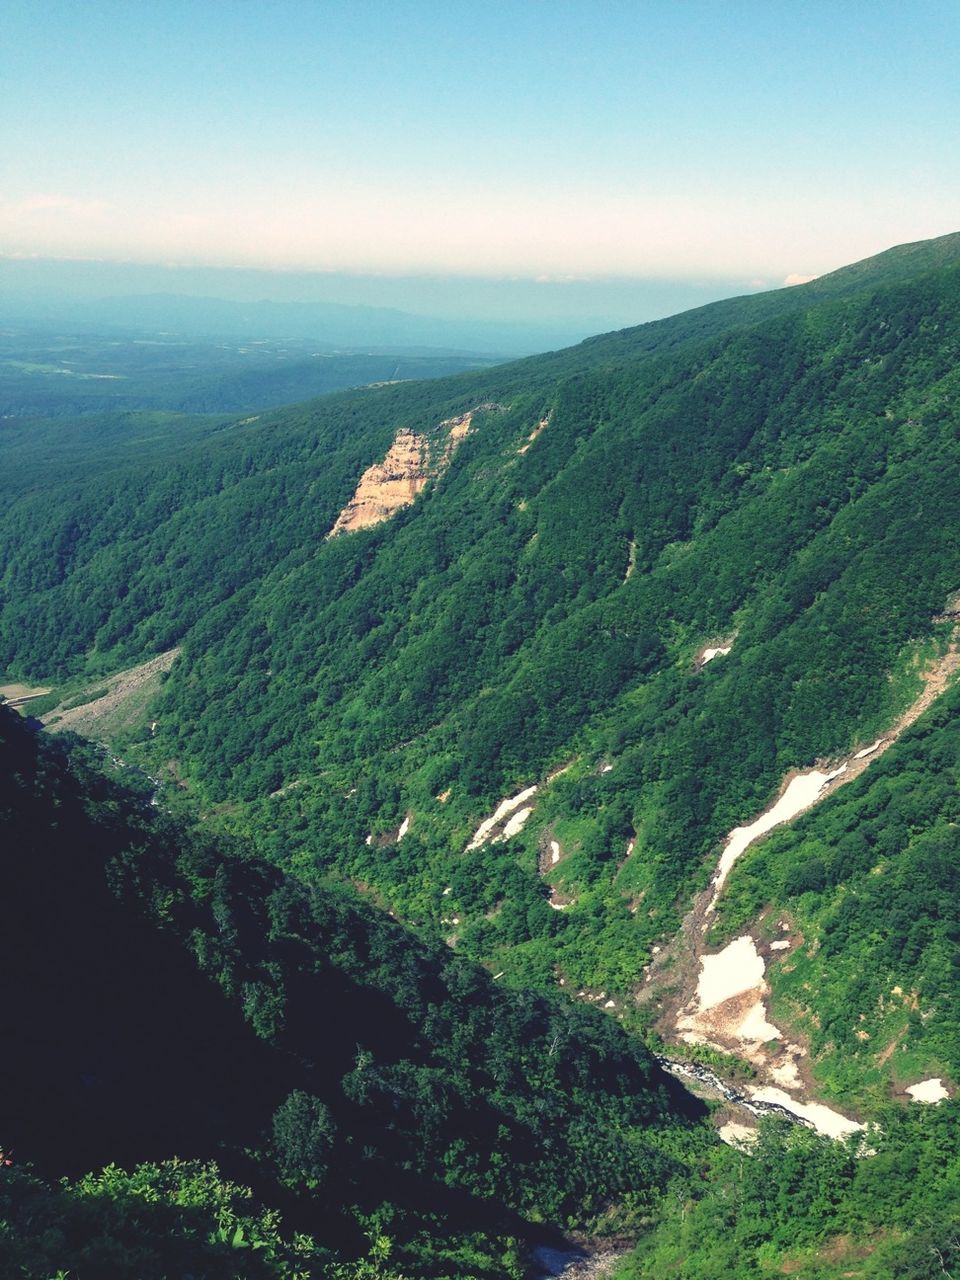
[[328, 427, 430, 536], [328, 405, 502, 537]]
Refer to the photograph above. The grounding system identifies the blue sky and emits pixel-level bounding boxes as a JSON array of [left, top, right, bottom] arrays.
[[2, 0, 960, 318]]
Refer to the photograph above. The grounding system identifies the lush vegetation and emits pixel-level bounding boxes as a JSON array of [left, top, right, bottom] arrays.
[[8, 235, 960, 1007], [53, 234, 960, 1001], [0, 327, 500, 417], [7, 703, 960, 1277], [0, 705, 709, 1275], [717, 678, 960, 1100], [621, 1107, 960, 1279], [0, 1161, 328, 1280], [6, 231, 960, 1273]]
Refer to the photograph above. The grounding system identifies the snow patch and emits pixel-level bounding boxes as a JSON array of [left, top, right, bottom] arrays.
[[718, 1121, 758, 1147], [678, 936, 781, 1048], [466, 785, 538, 850], [906, 1078, 949, 1103], [697, 936, 767, 1010], [770, 939, 791, 951], [770, 1059, 803, 1090], [736, 1000, 783, 1044], [701, 645, 732, 665], [497, 806, 533, 841], [748, 1086, 864, 1139], [710, 764, 847, 905]]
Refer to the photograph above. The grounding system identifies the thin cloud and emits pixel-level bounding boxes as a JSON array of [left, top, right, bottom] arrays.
[[783, 272, 816, 286], [11, 193, 114, 218]]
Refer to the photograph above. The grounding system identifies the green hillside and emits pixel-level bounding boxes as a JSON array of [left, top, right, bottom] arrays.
[[5, 232, 960, 1274], [0, 327, 503, 419], [9, 237, 959, 1006], [0, 704, 709, 1276], [718, 681, 960, 1100]]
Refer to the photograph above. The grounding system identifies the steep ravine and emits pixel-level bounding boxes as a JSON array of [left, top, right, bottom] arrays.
[[644, 635, 960, 1140]]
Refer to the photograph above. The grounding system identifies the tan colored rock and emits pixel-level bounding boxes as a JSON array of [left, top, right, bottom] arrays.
[[441, 411, 474, 453], [328, 428, 429, 536], [328, 405, 501, 537]]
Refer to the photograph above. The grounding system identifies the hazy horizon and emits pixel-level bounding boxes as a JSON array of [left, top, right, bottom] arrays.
[[4, 1, 958, 301], [0, 253, 777, 337]]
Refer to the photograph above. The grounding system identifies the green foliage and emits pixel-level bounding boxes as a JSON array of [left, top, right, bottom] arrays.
[[7, 234, 960, 1275], [272, 1091, 336, 1188], [0, 705, 708, 1275], [717, 683, 960, 1096], [8, 236, 960, 1031], [0, 1158, 325, 1279], [618, 1105, 960, 1279]]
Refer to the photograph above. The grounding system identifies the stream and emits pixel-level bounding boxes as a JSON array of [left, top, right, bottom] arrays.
[[655, 1054, 814, 1128]]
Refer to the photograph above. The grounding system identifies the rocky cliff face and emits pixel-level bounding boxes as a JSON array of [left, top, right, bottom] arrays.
[[327, 427, 430, 536], [327, 407, 493, 536]]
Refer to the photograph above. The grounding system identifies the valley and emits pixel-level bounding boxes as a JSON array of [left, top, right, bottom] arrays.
[[42, 647, 180, 738], [0, 326, 507, 418], [647, 632, 960, 1138], [5, 231, 960, 1276]]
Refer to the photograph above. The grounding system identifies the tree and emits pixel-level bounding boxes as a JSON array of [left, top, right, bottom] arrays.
[[271, 1090, 337, 1187]]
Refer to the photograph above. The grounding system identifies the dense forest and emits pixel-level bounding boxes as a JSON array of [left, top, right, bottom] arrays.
[[0, 327, 502, 418], [5, 231, 960, 1275], [6, 710, 960, 1280], [8, 233, 959, 1021], [0, 705, 710, 1276]]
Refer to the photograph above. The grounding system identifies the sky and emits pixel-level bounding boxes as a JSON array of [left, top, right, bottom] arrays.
[[2, 1, 960, 324]]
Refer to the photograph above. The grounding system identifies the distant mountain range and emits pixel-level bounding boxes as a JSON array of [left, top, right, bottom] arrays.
[[0, 286, 593, 355]]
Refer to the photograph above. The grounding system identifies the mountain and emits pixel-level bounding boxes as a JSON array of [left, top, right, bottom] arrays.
[[0, 703, 703, 1276], [0, 288, 589, 356], [4, 231, 960, 1275]]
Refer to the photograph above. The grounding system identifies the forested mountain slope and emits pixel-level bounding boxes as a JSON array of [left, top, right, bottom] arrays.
[[3, 229, 959, 680], [6, 231, 960, 1276], [4, 231, 960, 1139], [8, 706, 960, 1277], [0, 705, 709, 1276]]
